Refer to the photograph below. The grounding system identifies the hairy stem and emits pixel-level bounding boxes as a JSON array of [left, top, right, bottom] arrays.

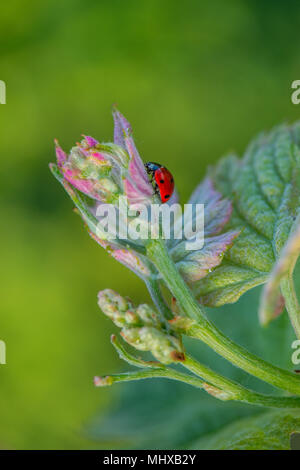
[[183, 355, 300, 409], [146, 239, 300, 396], [94, 367, 205, 389], [95, 356, 300, 408], [146, 277, 173, 320]]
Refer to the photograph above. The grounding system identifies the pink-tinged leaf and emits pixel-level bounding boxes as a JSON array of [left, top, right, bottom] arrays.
[[113, 108, 153, 200], [124, 134, 144, 167], [112, 249, 150, 278], [177, 231, 240, 282], [128, 157, 153, 197], [259, 220, 300, 326], [186, 231, 240, 264], [124, 178, 152, 205], [272, 293, 285, 318], [55, 140, 67, 167], [188, 178, 232, 236], [91, 152, 107, 161], [188, 178, 220, 206], [88, 230, 117, 250], [112, 107, 132, 148], [83, 135, 99, 147], [204, 199, 232, 236], [259, 286, 286, 327], [88, 230, 150, 279], [63, 168, 103, 201]]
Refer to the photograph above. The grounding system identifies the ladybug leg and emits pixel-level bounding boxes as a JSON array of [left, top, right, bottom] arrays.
[[150, 173, 160, 197], [154, 184, 160, 196], [148, 170, 159, 194], [144, 164, 161, 199]]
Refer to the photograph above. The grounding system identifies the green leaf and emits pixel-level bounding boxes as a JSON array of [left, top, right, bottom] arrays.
[[194, 124, 300, 307], [189, 410, 300, 450], [89, 379, 256, 449]]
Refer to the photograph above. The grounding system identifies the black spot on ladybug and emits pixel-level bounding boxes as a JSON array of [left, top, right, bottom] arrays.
[[171, 178, 174, 183], [164, 195, 170, 199], [160, 179, 164, 184]]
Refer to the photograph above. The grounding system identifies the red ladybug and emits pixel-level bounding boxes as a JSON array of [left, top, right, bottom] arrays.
[[145, 162, 175, 203]]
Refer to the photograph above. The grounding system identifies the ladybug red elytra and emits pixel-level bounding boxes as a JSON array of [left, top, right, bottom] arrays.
[[145, 162, 175, 203]]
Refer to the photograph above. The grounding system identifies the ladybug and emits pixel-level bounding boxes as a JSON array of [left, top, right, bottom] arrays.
[[145, 162, 175, 203]]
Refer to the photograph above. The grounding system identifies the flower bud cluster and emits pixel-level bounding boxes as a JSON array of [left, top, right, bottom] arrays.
[[98, 289, 184, 364]]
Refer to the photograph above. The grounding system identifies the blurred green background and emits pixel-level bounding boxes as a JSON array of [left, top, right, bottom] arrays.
[[1, 0, 300, 449]]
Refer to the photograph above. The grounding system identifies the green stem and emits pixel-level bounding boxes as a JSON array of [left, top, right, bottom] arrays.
[[146, 239, 300, 396], [94, 367, 205, 389], [95, 358, 300, 408], [146, 277, 173, 320], [281, 275, 300, 340], [183, 355, 300, 409], [111, 304, 284, 406]]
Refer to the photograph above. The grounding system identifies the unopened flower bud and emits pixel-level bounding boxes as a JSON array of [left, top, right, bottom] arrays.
[[124, 310, 140, 325], [95, 177, 119, 197], [55, 136, 123, 204], [53, 108, 154, 209], [98, 289, 129, 327], [121, 326, 184, 365], [98, 289, 184, 364], [50, 108, 156, 277], [169, 315, 196, 332], [94, 375, 113, 387], [136, 304, 160, 326]]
